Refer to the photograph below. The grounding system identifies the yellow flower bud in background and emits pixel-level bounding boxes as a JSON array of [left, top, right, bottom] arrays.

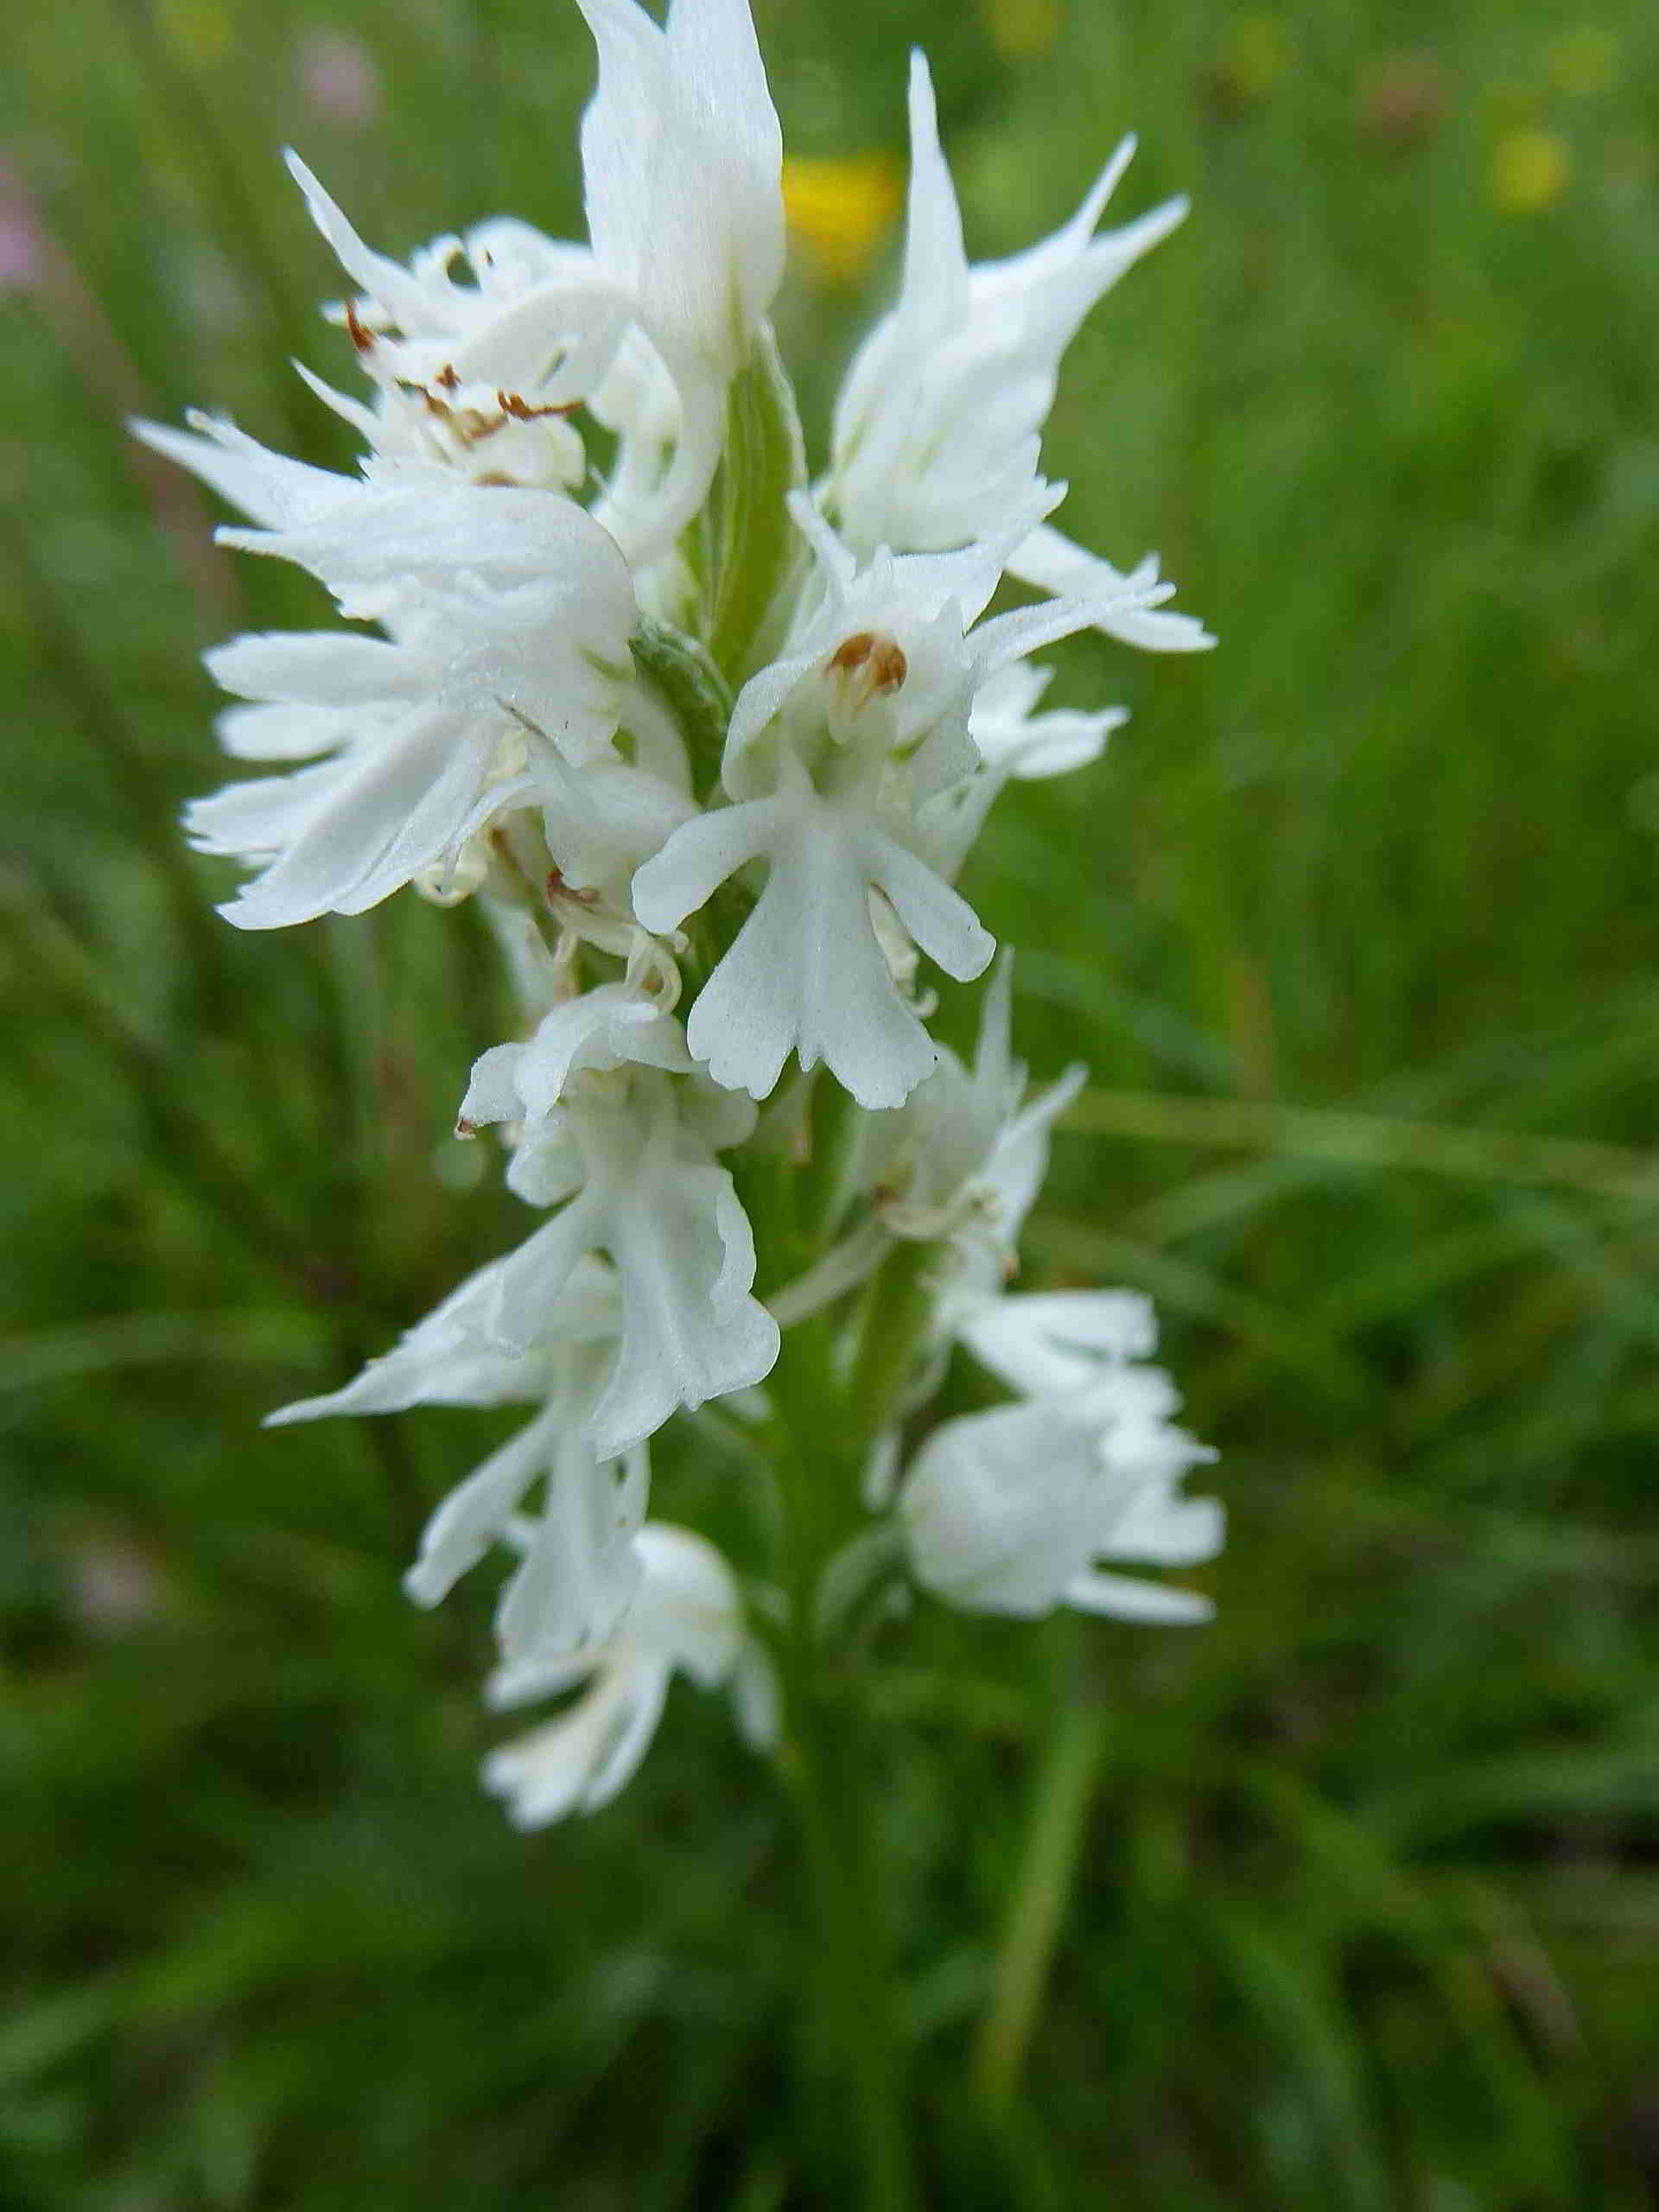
[[1489, 126, 1571, 213], [782, 154, 902, 285]]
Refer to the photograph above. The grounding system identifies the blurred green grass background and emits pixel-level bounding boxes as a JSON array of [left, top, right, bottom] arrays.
[[5, 0, 1659, 2203]]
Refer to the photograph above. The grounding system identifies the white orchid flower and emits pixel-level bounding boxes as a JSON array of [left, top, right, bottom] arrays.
[[828, 54, 1210, 657], [283, 154, 628, 488], [484, 1412, 651, 1673], [283, 0, 783, 561], [1009, 524, 1214, 653], [136, 418, 637, 928], [856, 955, 1083, 1294], [268, 1254, 645, 1649], [870, 955, 1083, 1255], [912, 666, 1134, 887], [633, 745, 994, 1110], [957, 1287, 1158, 1402], [898, 1378, 1221, 1623], [969, 662, 1130, 782], [282, 155, 728, 575], [575, 0, 785, 552], [535, 742, 699, 899], [482, 1522, 775, 1827], [632, 500, 1157, 1108], [459, 985, 694, 1143], [283, 154, 724, 588], [268, 1249, 621, 1428], [284, 154, 629, 385], [481, 1071, 779, 1457]]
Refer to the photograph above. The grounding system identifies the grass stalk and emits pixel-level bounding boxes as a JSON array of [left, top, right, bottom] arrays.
[[974, 1698, 1108, 2115], [1066, 1085, 1659, 1207]]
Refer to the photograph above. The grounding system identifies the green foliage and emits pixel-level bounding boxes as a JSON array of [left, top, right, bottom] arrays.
[[4, 0, 1659, 2202]]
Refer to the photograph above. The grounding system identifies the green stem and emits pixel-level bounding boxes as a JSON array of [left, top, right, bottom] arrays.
[[849, 1241, 936, 1437], [766, 1302, 916, 2209], [705, 323, 808, 686], [787, 1668, 916, 2212], [799, 1073, 864, 1249]]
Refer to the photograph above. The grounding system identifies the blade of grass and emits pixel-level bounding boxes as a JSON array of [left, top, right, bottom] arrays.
[[974, 1697, 1108, 2115], [1066, 1086, 1659, 1210]]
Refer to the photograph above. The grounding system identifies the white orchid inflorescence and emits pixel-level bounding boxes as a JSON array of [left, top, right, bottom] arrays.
[[144, 0, 1222, 1829]]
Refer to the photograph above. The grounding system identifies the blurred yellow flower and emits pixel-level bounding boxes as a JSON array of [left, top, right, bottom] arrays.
[[159, 0, 232, 66], [1217, 12, 1291, 103], [981, 0, 1061, 60], [1547, 26, 1618, 97], [782, 154, 902, 285], [1489, 126, 1571, 213]]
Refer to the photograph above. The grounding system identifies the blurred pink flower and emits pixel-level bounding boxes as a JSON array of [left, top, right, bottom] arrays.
[[298, 29, 382, 127], [62, 1527, 169, 1637], [0, 156, 44, 292]]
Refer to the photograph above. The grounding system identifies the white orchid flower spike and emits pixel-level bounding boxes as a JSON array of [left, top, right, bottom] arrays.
[[143, 0, 1222, 1853]]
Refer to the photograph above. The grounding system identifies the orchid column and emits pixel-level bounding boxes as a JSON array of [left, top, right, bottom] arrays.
[[143, 3, 1222, 2200]]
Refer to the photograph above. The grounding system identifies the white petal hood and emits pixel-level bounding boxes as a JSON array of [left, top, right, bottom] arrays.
[[575, 0, 785, 552], [578, 0, 784, 381]]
